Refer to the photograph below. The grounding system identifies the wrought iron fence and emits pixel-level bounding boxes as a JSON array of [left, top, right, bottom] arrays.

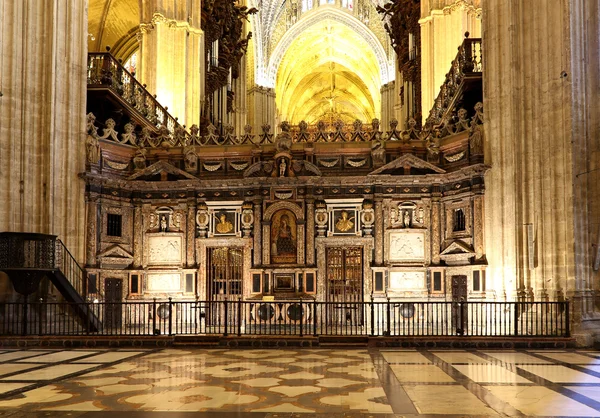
[[0, 299, 570, 338]]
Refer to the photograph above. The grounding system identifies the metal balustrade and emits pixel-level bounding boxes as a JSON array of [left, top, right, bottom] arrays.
[[0, 299, 570, 338]]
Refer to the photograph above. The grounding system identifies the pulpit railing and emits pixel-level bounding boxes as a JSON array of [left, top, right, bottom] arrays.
[[425, 36, 483, 129], [87, 51, 182, 134]]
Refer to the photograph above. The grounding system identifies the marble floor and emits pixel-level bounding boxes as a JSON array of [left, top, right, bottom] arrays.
[[0, 347, 597, 417]]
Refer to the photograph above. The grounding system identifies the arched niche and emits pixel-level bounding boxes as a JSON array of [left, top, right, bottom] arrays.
[[262, 201, 305, 265]]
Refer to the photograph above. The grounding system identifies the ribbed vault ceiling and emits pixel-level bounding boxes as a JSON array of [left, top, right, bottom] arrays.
[[276, 18, 381, 125], [88, 0, 140, 58]]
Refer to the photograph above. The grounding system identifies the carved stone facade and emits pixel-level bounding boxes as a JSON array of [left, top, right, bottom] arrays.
[[84, 116, 489, 304]]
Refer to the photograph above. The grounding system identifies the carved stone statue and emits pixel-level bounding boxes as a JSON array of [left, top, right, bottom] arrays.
[[160, 215, 168, 232], [390, 207, 398, 225], [275, 121, 293, 153], [85, 113, 100, 164], [133, 146, 147, 170], [85, 134, 100, 164], [279, 158, 287, 177], [183, 145, 198, 172], [371, 132, 386, 167], [403, 210, 411, 228], [469, 123, 484, 156]]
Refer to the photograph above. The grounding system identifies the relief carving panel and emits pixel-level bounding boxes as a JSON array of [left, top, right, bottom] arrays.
[[147, 234, 183, 265], [389, 271, 425, 291], [147, 272, 181, 292], [388, 230, 425, 263]]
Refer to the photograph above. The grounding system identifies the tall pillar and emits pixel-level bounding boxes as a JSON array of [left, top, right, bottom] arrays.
[[231, 54, 248, 135], [138, 0, 203, 128], [419, 0, 482, 116], [248, 86, 276, 131], [482, 0, 600, 330], [569, 0, 600, 324], [0, 0, 87, 260]]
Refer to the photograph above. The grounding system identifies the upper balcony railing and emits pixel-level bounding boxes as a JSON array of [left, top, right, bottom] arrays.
[[425, 35, 482, 129], [87, 50, 184, 134]]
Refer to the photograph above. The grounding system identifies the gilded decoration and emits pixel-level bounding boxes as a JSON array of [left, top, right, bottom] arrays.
[[270, 209, 297, 264], [335, 210, 355, 233], [215, 213, 234, 234]]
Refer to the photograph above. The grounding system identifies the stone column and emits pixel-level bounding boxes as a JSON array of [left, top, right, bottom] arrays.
[[262, 222, 271, 265], [85, 195, 99, 267], [247, 86, 276, 133], [419, 0, 482, 116], [472, 194, 484, 261], [431, 198, 441, 265], [187, 202, 196, 267], [253, 201, 262, 266], [482, 0, 600, 321], [138, 0, 203, 127], [232, 53, 248, 135], [133, 203, 143, 268], [306, 199, 315, 265], [380, 82, 396, 131], [374, 199, 384, 265], [0, 0, 87, 260], [569, 0, 600, 325]]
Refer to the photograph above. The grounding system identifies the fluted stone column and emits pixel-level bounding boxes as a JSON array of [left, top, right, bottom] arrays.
[[248, 86, 276, 132], [138, 0, 203, 127], [483, 0, 600, 336], [380, 82, 397, 131], [569, 0, 600, 323], [0, 0, 87, 260], [419, 0, 482, 116]]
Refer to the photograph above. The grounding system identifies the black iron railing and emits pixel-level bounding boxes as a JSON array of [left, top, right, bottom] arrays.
[[425, 36, 482, 129], [87, 52, 182, 134], [0, 299, 570, 338], [55, 239, 86, 297]]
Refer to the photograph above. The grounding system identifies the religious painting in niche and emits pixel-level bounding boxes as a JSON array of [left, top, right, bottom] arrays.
[[333, 209, 357, 234], [271, 209, 297, 264], [214, 211, 235, 235], [275, 274, 294, 291]]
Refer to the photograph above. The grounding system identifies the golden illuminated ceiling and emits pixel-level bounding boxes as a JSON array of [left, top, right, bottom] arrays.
[[88, 0, 140, 59], [276, 18, 381, 125]]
